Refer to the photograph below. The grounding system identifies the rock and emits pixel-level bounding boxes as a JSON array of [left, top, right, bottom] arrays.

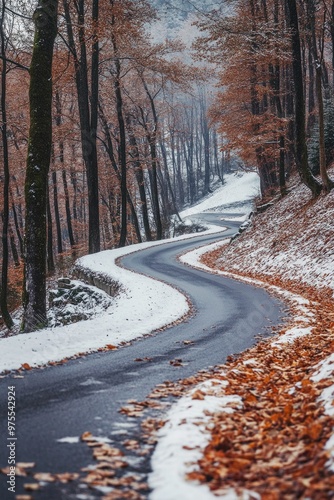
[[58, 278, 75, 289]]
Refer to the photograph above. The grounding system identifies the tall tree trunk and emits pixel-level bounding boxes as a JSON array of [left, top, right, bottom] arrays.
[[46, 187, 55, 273], [307, 45, 316, 134], [11, 190, 24, 257], [286, 0, 322, 196], [140, 79, 163, 240], [52, 171, 63, 254], [55, 89, 76, 248], [109, 8, 127, 247], [0, 0, 14, 328], [62, 170, 76, 247], [201, 102, 211, 195], [9, 223, 19, 268], [99, 104, 141, 243], [307, 0, 334, 192], [126, 120, 152, 241], [159, 140, 182, 220], [63, 0, 100, 253], [23, 0, 58, 332]]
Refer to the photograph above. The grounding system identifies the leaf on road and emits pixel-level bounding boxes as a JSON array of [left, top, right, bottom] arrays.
[[16, 463, 36, 470], [33, 472, 55, 482], [81, 431, 93, 442], [23, 484, 40, 491], [106, 344, 118, 350], [170, 359, 183, 367]]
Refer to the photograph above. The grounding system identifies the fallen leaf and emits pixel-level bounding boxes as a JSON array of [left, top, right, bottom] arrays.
[[16, 463, 36, 469], [33, 472, 55, 482], [23, 484, 40, 491], [106, 344, 118, 350]]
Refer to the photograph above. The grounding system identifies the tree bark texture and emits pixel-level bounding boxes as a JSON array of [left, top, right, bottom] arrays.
[[23, 0, 58, 332], [0, 0, 14, 328], [286, 0, 322, 196]]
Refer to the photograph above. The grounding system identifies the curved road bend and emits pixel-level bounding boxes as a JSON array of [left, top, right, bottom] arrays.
[[0, 214, 284, 499]]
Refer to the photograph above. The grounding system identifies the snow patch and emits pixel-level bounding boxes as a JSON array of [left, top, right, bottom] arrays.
[[149, 379, 252, 500]]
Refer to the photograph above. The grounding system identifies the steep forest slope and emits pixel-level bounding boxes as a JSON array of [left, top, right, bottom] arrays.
[[214, 171, 334, 294]]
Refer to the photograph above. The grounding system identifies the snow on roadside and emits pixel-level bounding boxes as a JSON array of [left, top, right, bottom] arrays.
[[149, 379, 259, 500], [0, 225, 224, 373], [180, 239, 316, 332], [311, 354, 334, 470], [179, 171, 260, 218]]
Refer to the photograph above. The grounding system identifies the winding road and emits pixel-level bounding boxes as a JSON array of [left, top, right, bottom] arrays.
[[0, 214, 284, 499]]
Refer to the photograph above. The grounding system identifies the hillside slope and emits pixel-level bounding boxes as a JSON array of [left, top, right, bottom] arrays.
[[216, 172, 334, 294], [188, 172, 334, 498]]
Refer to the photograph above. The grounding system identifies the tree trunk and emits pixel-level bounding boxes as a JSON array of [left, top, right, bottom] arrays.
[[201, 103, 211, 195], [286, 0, 322, 196], [0, 0, 14, 328], [141, 79, 163, 240], [62, 170, 76, 247], [52, 170, 63, 254], [46, 186, 55, 273], [99, 104, 141, 243], [23, 0, 58, 332], [63, 0, 100, 254], [9, 223, 20, 268], [11, 191, 24, 257], [315, 64, 334, 191], [126, 120, 152, 241], [55, 89, 76, 248], [159, 140, 181, 220], [307, 0, 334, 192]]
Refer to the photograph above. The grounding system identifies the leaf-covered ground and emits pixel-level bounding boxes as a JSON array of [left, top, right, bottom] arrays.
[[189, 172, 334, 498]]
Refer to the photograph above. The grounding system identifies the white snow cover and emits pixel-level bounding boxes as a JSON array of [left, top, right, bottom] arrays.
[[179, 171, 260, 218], [311, 354, 334, 471], [214, 175, 334, 293], [271, 326, 313, 345], [149, 379, 259, 500]]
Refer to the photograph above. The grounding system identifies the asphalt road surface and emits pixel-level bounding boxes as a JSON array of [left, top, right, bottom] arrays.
[[0, 214, 285, 499]]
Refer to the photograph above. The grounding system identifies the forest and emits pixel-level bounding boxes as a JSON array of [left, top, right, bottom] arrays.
[[0, 0, 333, 332]]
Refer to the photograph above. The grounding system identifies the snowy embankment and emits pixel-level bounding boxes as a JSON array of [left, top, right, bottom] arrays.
[[180, 171, 259, 218], [215, 174, 334, 293]]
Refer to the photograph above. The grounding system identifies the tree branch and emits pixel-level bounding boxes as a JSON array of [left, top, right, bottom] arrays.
[[0, 54, 29, 71]]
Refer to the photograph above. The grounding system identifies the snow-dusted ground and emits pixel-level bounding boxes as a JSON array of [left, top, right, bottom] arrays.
[[0, 171, 259, 373], [179, 171, 260, 218], [149, 379, 249, 500], [215, 173, 334, 293]]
